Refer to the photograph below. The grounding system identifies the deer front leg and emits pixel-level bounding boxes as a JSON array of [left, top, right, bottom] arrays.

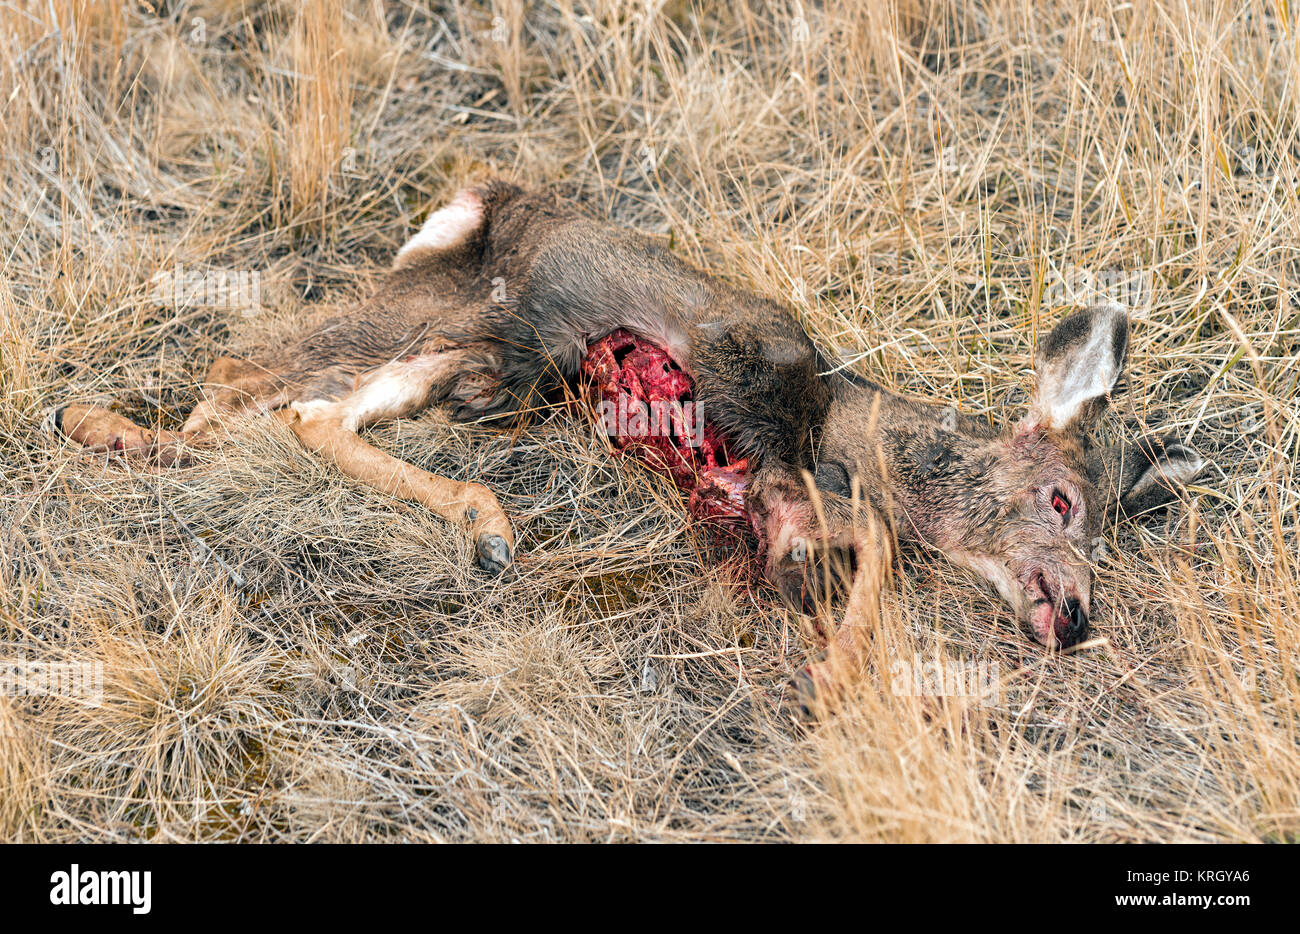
[[281, 355, 515, 575], [749, 466, 889, 717], [793, 523, 890, 715]]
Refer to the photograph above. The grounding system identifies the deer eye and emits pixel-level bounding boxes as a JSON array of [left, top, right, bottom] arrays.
[[1051, 489, 1072, 523]]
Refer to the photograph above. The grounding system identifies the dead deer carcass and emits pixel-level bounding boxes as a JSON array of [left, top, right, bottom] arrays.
[[53, 180, 1205, 698]]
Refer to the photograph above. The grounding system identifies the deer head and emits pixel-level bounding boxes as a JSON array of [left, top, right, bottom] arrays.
[[804, 303, 1205, 649]]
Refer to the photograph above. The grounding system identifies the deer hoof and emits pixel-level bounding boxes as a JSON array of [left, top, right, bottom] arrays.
[[44, 406, 67, 437], [475, 533, 514, 577]]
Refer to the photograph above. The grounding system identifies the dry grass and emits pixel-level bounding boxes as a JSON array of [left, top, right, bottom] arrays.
[[1, 0, 1297, 842]]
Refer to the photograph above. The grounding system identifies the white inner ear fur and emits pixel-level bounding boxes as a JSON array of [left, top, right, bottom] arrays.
[[1126, 444, 1205, 499], [1030, 303, 1127, 429]]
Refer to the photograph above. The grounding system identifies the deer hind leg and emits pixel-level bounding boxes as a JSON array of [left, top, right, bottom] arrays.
[[54, 404, 197, 467], [281, 352, 515, 575], [52, 355, 287, 466], [182, 356, 291, 434]]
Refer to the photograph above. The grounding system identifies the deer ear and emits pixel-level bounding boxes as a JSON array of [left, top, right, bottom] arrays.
[[1026, 303, 1129, 432], [1086, 434, 1205, 521]]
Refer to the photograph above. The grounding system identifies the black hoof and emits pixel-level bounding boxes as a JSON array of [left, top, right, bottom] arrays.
[[46, 406, 68, 437], [476, 534, 514, 576]]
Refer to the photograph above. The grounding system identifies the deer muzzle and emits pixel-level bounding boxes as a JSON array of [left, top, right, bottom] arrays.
[[1029, 572, 1090, 648]]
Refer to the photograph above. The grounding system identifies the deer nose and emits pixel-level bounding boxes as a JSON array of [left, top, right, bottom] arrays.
[[1057, 598, 1088, 647]]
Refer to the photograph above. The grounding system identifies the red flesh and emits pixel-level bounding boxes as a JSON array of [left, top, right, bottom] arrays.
[[582, 329, 751, 526]]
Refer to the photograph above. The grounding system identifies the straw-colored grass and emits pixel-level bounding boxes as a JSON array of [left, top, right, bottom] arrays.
[[1, 0, 1296, 842]]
